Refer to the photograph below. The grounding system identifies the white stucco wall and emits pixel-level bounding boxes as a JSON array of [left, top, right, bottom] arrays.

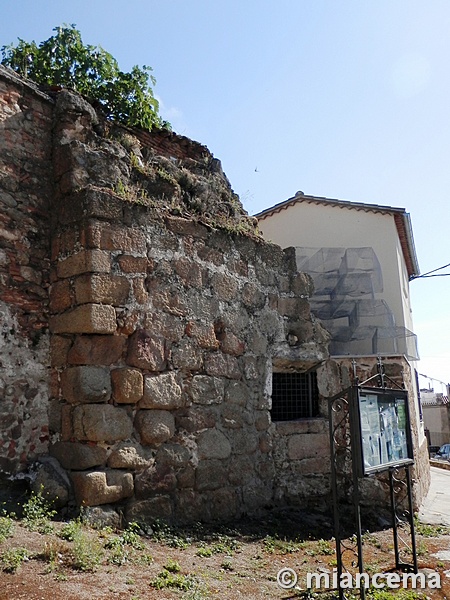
[[258, 199, 425, 445], [258, 202, 412, 333]]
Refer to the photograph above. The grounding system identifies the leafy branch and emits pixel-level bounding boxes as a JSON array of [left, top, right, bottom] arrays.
[[1, 24, 170, 131]]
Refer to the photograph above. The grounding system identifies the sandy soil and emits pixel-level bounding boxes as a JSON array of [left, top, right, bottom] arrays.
[[1, 509, 450, 600]]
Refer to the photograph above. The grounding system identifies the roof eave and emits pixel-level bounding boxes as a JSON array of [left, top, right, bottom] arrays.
[[255, 194, 420, 279]]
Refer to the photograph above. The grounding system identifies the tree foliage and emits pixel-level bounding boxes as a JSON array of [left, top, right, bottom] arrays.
[[1, 24, 169, 130]]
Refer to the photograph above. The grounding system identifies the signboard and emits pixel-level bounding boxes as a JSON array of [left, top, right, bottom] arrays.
[[353, 387, 414, 476]]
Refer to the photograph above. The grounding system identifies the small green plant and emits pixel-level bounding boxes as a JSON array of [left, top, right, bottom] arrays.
[[115, 178, 130, 198], [317, 538, 335, 555], [22, 488, 56, 534], [1, 547, 29, 573], [157, 167, 178, 186], [368, 589, 426, 600], [41, 538, 69, 573], [416, 539, 428, 556], [135, 551, 154, 565], [151, 567, 195, 591], [164, 558, 181, 573], [59, 520, 82, 542], [364, 561, 381, 575], [220, 558, 233, 571], [210, 535, 241, 555], [0, 516, 14, 542], [264, 535, 305, 555], [182, 581, 208, 600], [72, 531, 103, 572], [414, 518, 450, 537], [104, 522, 144, 565], [362, 532, 382, 549], [196, 545, 213, 558], [151, 520, 191, 549], [130, 151, 148, 174], [120, 522, 142, 546], [113, 179, 151, 207]]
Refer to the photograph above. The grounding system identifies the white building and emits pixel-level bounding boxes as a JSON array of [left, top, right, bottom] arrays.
[[256, 192, 428, 484]]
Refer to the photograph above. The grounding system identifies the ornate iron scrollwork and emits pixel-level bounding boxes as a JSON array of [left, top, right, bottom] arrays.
[[328, 364, 418, 600]]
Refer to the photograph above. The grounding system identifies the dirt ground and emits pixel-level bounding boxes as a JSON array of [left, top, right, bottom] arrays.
[[1, 505, 450, 600]]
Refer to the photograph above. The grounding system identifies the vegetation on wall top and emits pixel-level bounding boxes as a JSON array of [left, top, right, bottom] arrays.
[[1, 24, 169, 131]]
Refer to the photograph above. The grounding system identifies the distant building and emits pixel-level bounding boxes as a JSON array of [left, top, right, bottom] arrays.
[[421, 389, 450, 447], [256, 192, 430, 502]]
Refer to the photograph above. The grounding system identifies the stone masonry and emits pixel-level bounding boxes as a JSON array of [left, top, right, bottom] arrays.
[[0, 68, 52, 473], [0, 65, 429, 524], [46, 87, 331, 523]]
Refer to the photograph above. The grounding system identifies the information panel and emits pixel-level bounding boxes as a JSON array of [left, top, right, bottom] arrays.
[[354, 387, 414, 476]]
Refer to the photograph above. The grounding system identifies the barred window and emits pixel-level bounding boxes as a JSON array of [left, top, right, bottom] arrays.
[[271, 371, 319, 421]]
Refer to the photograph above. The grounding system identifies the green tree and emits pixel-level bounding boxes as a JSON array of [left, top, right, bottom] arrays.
[[1, 24, 169, 130]]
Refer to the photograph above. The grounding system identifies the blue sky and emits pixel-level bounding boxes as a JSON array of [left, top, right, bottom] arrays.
[[1, 1, 449, 388]]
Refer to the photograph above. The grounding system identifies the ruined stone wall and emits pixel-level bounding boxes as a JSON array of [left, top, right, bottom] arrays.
[[45, 89, 331, 523], [45, 90, 328, 521], [0, 67, 53, 472], [48, 200, 329, 521], [0, 69, 429, 523]]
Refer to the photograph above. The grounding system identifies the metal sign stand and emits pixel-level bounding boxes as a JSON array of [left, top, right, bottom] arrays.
[[329, 358, 418, 600]]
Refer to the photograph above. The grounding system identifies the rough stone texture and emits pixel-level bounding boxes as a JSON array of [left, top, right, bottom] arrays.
[[195, 459, 228, 491], [171, 339, 203, 370], [73, 404, 133, 442], [140, 372, 183, 409], [125, 496, 173, 525], [50, 441, 107, 470], [68, 335, 126, 365], [74, 273, 130, 306], [204, 353, 241, 380], [126, 330, 167, 371], [0, 303, 50, 473], [0, 68, 52, 473], [82, 505, 121, 529], [287, 433, 330, 460], [50, 304, 117, 334], [31, 457, 71, 509], [0, 69, 429, 524], [316, 359, 344, 398], [185, 321, 219, 350], [135, 410, 176, 446], [61, 366, 111, 404], [50, 335, 72, 367], [188, 376, 225, 405], [56, 249, 111, 279], [134, 461, 177, 497], [111, 368, 143, 404], [197, 429, 232, 460], [107, 442, 152, 470], [71, 470, 134, 506]]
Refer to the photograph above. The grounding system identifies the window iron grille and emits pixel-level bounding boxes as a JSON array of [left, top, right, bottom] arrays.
[[271, 371, 319, 422]]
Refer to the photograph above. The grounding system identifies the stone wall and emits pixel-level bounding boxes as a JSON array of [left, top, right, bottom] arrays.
[[0, 67, 429, 523], [0, 68, 53, 473], [46, 85, 332, 523]]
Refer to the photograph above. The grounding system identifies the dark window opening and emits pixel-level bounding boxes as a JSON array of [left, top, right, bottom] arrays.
[[271, 371, 319, 422]]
